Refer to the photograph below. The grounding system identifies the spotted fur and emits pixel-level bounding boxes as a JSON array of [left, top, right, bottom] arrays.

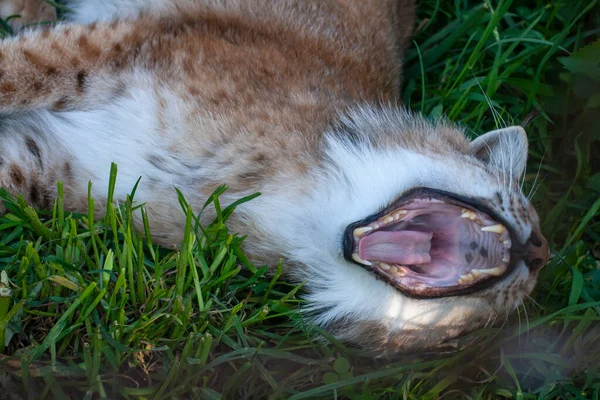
[[0, 0, 546, 354]]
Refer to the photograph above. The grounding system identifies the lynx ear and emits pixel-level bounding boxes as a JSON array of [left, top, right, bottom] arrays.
[[469, 126, 528, 178]]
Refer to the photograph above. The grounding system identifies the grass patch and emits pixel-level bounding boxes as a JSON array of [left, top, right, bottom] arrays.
[[1, 0, 599, 398]]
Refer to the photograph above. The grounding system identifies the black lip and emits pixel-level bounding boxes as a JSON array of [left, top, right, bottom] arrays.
[[342, 187, 524, 298]]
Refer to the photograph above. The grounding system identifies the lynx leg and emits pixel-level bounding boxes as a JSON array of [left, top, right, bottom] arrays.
[[0, 113, 84, 210]]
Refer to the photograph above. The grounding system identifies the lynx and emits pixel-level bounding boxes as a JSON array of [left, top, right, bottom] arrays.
[[0, 0, 548, 354]]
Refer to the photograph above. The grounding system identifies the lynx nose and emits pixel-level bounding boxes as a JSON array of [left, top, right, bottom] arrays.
[[524, 231, 549, 271]]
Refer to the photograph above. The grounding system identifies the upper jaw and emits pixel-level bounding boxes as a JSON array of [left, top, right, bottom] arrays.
[[342, 187, 532, 298]]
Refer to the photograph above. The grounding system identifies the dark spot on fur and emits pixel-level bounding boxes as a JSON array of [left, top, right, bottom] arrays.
[[76, 70, 87, 92], [40, 191, 53, 210], [23, 49, 50, 70], [10, 165, 24, 186], [46, 67, 57, 76], [32, 81, 44, 92], [495, 192, 502, 202], [237, 171, 263, 184], [469, 241, 478, 250], [465, 253, 473, 263], [25, 137, 42, 169], [77, 35, 102, 60], [29, 185, 40, 204], [253, 153, 269, 165], [53, 96, 70, 110], [479, 248, 488, 258], [2, 82, 16, 93]]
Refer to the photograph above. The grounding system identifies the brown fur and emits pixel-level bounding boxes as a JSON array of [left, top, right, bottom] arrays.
[[0, 0, 415, 205]]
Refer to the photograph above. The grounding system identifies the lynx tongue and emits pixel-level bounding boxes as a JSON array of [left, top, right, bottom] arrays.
[[358, 231, 433, 265]]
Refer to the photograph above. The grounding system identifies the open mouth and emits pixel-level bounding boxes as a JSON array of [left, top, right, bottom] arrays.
[[343, 188, 515, 298]]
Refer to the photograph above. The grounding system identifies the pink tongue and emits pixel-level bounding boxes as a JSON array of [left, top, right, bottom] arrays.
[[359, 231, 433, 265]]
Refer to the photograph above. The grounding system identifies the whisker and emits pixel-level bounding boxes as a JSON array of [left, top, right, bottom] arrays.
[[521, 298, 531, 345]]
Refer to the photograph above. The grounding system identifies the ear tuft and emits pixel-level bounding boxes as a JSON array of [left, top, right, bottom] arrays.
[[468, 126, 528, 178]]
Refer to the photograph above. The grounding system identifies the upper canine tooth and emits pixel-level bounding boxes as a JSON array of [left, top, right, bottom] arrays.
[[352, 253, 372, 266], [353, 227, 373, 238], [481, 224, 506, 234], [461, 210, 477, 220]]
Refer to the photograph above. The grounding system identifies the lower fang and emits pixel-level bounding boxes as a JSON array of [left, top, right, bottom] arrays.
[[353, 226, 373, 237], [476, 265, 506, 277], [352, 253, 372, 266]]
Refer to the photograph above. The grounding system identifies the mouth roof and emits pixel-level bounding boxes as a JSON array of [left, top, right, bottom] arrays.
[[343, 188, 515, 298]]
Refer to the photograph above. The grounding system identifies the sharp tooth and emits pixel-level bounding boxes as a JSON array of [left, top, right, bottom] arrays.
[[383, 216, 394, 224], [481, 224, 506, 234], [390, 266, 398, 273], [353, 226, 373, 238], [459, 273, 474, 283], [471, 270, 482, 278], [352, 253, 372, 266], [369, 222, 380, 230], [503, 239, 511, 248], [461, 210, 477, 220], [380, 263, 391, 271], [393, 210, 408, 220], [477, 265, 506, 276], [392, 266, 406, 277]]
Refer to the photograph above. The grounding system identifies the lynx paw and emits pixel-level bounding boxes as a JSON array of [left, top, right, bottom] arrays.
[[0, 0, 57, 30]]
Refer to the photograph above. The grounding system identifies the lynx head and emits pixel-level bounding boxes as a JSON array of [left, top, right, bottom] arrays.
[[265, 105, 549, 355]]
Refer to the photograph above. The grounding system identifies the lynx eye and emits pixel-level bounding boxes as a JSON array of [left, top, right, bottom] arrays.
[[343, 189, 515, 298]]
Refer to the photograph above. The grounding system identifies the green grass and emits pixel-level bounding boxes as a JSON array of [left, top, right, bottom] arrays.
[[0, 0, 599, 398]]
